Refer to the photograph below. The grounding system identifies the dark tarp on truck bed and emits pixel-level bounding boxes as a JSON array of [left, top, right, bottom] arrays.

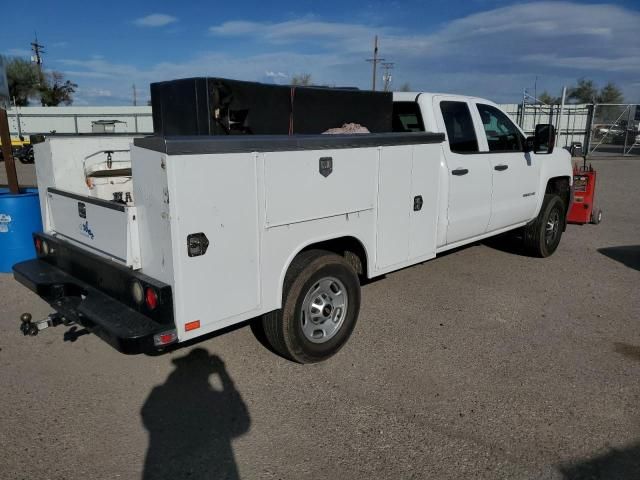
[[150, 77, 393, 136]]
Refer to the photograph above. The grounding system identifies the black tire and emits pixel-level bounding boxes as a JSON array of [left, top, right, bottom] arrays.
[[262, 249, 361, 363], [524, 194, 566, 258], [591, 208, 602, 225]]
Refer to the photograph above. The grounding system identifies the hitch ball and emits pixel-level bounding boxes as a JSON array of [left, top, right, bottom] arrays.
[[19, 313, 38, 336]]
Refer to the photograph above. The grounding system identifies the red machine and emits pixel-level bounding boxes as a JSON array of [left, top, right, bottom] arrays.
[[567, 158, 601, 225]]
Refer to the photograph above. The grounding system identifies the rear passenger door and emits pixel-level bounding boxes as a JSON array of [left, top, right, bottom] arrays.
[[474, 103, 540, 231], [435, 97, 492, 245]]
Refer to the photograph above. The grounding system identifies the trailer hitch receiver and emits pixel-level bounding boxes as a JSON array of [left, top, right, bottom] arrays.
[[19, 312, 69, 336]]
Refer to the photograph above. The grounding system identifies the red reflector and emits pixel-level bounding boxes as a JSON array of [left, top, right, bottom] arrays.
[[185, 320, 200, 332], [158, 333, 175, 344], [153, 330, 178, 347], [145, 287, 158, 310], [35, 238, 42, 254]]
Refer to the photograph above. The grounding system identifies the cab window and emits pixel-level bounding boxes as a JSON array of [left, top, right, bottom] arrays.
[[392, 102, 425, 132], [440, 101, 479, 153], [476, 104, 524, 152]]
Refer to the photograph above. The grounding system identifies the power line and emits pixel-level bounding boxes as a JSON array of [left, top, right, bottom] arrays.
[[365, 35, 385, 91], [30, 33, 45, 84], [381, 62, 394, 92]]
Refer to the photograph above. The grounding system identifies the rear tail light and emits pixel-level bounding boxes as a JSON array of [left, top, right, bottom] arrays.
[[35, 237, 52, 256], [145, 287, 158, 310], [131, 281, 144, 305], [153, 330, 178, 347]]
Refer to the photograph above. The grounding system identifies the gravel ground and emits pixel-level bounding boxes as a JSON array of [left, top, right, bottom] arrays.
[[1, 157, 639, 480]]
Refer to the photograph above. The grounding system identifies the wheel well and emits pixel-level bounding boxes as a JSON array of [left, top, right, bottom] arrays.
[[300, 236, 368, 278], [546, 176, 571, 209]]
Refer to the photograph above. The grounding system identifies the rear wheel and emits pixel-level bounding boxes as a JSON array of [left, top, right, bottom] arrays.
[[591, 207, 602, 225], [524, 194, 566, 258], [262, 250, 361, 363]]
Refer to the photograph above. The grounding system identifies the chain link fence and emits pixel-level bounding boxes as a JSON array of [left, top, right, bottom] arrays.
[[587, 104, 639, 156], [507, 102, 639, 157]]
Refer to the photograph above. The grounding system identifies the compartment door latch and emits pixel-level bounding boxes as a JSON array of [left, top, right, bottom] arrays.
[[187, 233, 210, 257]]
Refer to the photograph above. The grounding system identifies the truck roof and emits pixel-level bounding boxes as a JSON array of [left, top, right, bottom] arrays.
[[392, 91, 497, 106]]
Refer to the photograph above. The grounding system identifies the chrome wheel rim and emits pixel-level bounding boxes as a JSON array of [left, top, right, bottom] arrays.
[[545, 208, 560, 246], [300, 277, 348, 344]]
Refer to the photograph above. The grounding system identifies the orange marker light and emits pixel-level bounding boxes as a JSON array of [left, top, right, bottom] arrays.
[[185, 320, 201, 332]]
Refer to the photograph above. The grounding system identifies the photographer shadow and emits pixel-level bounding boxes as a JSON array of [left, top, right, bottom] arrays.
[[141, 348, 250, 480]]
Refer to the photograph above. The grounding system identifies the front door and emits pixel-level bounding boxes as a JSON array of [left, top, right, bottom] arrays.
[[435, 97, 492, 245], [474, 103, 540, 231]]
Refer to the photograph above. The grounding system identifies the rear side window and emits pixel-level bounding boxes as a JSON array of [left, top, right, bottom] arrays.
[[440, 101, 479, 153], [476, 103, 524, 152], [392, 101, 425, 132]]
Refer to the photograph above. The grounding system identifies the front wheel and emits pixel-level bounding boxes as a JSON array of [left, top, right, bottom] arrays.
[[524, 194, 566, 258], [262, 250, 361, 363]]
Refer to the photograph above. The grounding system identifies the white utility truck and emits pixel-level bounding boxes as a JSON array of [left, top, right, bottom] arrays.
[[14, 81, 572, 363]]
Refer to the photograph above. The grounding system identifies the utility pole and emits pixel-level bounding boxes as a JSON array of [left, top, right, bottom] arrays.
[[366, 35, 384, 91], [381, 62, 394, 92], [132, 84, 137, 106], [30, 33, 45, 85]]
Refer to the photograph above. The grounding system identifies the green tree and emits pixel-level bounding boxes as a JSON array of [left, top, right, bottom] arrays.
[[597, 82, 624, 103], [3, 56, 40, 106], [291, 73, 313, 86], [537, 91, 560, 104], [567, 78, 624, 104], [39, 71, 77, 106], [568, 78, 598, 103]]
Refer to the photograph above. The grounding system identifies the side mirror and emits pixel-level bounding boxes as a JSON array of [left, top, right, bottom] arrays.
[[528, 124, 555, 154]]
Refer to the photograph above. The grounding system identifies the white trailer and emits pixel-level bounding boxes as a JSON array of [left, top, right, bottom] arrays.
[[14, 92, 573, 363]]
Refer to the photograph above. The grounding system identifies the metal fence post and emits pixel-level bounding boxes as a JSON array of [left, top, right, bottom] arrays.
[[520, 90, 526, 128], [623, 106, 632, 156], [74, 115, 79, 134], [585, 104, 595, 157], [16, 108, 22, 138]]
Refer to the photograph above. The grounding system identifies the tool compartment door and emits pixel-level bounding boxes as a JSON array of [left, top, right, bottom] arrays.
[[166, 152, 261, 337], [375, 144, 440, 272], [46, 188, 140, 268]]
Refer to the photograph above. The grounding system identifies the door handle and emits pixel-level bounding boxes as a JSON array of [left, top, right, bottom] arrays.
[[494, 164, 509, 171], [451, 168, 469, 176]]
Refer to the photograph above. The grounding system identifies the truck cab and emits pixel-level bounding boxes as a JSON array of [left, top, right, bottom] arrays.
[[393, 92, 572, 249]]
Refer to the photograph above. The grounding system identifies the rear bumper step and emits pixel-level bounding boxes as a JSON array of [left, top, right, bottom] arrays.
[[13, 259, 175, 354]]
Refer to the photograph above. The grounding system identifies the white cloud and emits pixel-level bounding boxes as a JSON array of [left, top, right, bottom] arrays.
[[6, 48, 32, 57], [209, 17, 388, 52], [57, 2, 640, 105], [134, 13, 177, 27], [265, 71, 287, 78]]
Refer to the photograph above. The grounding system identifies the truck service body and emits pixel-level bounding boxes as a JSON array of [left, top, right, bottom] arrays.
[[13, 81, 572, 362]]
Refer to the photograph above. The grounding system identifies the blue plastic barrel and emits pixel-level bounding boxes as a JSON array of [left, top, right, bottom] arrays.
[[0, 188, 43, 273]]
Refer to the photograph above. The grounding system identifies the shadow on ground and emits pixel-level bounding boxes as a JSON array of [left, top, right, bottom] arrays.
[[598, 245, 640, 271], [141, 348, 250, 480], [559, 441, 640, 480], [482, 231, 529, 257]]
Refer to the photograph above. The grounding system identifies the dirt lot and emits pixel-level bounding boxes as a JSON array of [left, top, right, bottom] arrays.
[[1, 157, 639, 479]]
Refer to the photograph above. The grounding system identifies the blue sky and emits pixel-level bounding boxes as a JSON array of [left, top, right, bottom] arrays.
[[2, 0, 639, 105]]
